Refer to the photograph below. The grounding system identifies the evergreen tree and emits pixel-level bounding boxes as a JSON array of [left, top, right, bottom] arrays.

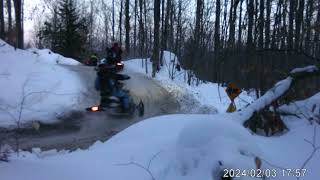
[[38, 0, 87, 59]]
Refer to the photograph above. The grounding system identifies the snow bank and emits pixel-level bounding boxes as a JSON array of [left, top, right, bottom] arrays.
[[2, 109, 319, 180], [125, 51, 254, 113], [290, 65, 318, 74], [0, 114, 261, 180], [27, 48, 81, 65], [172, 116, 262, 180], [0, 40, 85, 128], [1, 90, 320, 180], [279, 92, 320, 123]]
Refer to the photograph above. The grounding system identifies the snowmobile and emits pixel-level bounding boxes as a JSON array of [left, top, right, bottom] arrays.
[[98, 58, 124, 72], [86, 73, 144, 117]]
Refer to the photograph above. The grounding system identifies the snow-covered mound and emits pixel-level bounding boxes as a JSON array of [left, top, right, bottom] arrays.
[[0, 40, 84, 128], [2, 107, 319, 180], [125, 51, 254, 113], [0, 114, 261, 180], [27, 48, 81, 65]]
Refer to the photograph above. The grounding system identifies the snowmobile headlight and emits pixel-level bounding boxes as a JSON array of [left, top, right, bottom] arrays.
[[91, 106, 99, 112]]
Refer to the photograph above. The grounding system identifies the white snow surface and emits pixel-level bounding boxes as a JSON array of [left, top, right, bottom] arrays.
[[125, 51, 254, 113], [27, 48, 81, 65], [0, 40, 85, 128], [279, 92, 320, 123], [290, 65, 318, 74]]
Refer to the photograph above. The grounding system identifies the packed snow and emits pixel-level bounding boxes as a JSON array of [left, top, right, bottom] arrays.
[[0, 40, 85, 128], [125, 51, 254, 114], [27, 48, 81, 66], [290, 65, 319, 74]]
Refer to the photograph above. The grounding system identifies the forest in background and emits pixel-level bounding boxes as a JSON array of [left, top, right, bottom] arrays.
[[0, 0, 320, 97]]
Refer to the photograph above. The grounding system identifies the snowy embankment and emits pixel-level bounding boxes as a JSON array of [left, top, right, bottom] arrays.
[[0, 40, 84, 128], [1, 94, 319, 180], [125, 51, 254, 114]]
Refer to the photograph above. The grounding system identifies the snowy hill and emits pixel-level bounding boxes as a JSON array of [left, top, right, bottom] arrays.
[[0, 40, 85, 128]]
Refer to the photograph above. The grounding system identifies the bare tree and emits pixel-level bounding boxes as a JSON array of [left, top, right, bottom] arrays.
[[7, 0, 12, 32], [228, 0, 240, 48], [112, 0, 115, 41], [288, 0, 295, 49], [119, 0, 123, 45], [247, 0, 254, 50], [295, 0, 305, 50], [151, 0, 161, 77], [13, 0, 23, 48], [0, 0, 4, 39], [237, 0, 243, 46], [138, 0, 145, 57], [265, 0, 271, 48], [258, 0, 264, 49], [214, 0, 221, 52], [125, 0, 130, 54], [160, 0, 170, 66], [133, 0, 137, 56]]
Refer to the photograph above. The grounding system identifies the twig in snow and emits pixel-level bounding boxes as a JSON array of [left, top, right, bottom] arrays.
[[297, 126, 320, 180], [115, 150, 162, 180]]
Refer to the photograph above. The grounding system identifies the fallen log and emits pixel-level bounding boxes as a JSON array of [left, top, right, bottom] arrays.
[[237, 65, 319, 135]]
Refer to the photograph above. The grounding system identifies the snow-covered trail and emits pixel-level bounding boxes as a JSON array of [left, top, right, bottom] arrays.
[[2, 65, 180, 151]]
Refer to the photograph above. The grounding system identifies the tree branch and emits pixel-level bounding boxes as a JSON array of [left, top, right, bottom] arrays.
[[115, 151, 162, 180]]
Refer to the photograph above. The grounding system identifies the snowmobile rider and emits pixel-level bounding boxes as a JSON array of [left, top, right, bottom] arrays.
[[89, 53, 98, 66], [110, 42, 122, 63], [96, 61, 116, 106], [96, 59, 130, 112]]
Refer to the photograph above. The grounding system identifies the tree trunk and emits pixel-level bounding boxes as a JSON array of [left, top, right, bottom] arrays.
[[88, 0, 94, 51], [237, 0, 243, 46], [0, 0, 4, 39], [139, 0, 144, 57], [314, 0, 320, 58], [258, 0, 264, 49], [228, 0, 239, 49], [119, 0, 123, 45], [168, 1, 174, 49], [7, 0, 12, 31], [295, 0, 304, 50], [265, 0, 271, 48], [304, 0, 313, 53], [281, 0, 287, 49], [112, 0, 115, 41], [13, 0, 23, 49], [195, 0, 203, 48], [134, 0, 137, 56], [247, 0, 254, 50], [160, 0, 170, 66], [214, 0, 221, 52], [125, 0, 130, 54], [288, 0, 295, 49], [152, 0, 161, 77]]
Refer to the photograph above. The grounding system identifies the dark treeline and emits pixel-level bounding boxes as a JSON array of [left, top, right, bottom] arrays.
[[0, 0, 23, 49], [0, 0, 319, 95], [180, 0, 320, 97]]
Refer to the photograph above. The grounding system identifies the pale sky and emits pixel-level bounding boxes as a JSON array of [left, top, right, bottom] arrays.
[[24, 0, 43, 43]]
